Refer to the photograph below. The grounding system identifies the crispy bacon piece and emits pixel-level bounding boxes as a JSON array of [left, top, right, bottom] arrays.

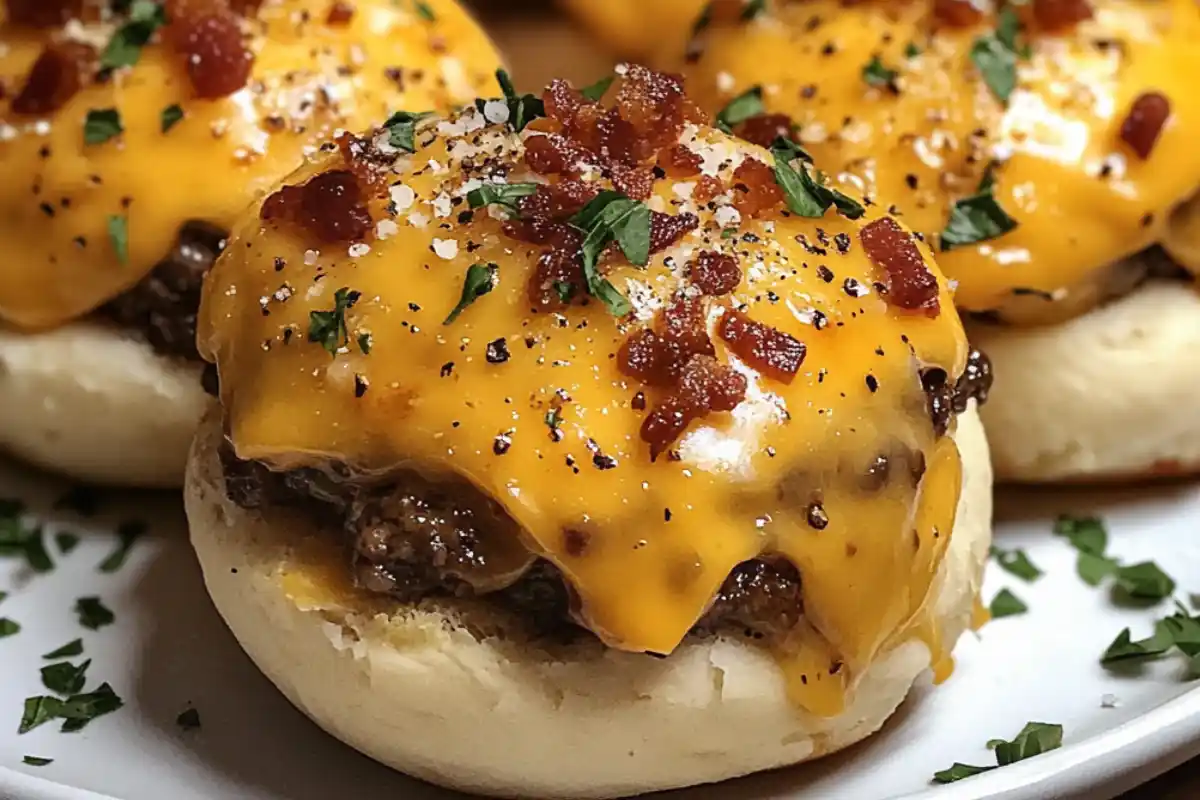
[[731, 158, 783, 217], [717, 309, 805, 383], [1031, 0, 1092, 30], [690, 251, 742, 296], [261, 170, 372, 244], [649, 211, 699, 254], [859, 217, 940, 316], [641, 355, 747, 460], [325, 0, 354, 24], [166, 0, 255, 99], [5, 0, 81, 27], [660, 144, 703, 177], [1120, 92, 1171, 160], [735, 113, 795, 149], [619, 295, 715, 386], [931, 0, 984, 26], [11, 41, 94, 115]]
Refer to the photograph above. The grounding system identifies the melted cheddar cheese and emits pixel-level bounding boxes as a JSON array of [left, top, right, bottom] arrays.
[[199, 107, 971, 715], [558, 0, 705, 62], [678, 0, 1200, 323], [0, 0, 501, 329]]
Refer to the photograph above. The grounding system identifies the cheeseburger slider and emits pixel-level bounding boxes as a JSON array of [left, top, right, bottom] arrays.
[[669, 0, 1200, 482], [0, 0, 500, 486], [188, 67, 993, 796]]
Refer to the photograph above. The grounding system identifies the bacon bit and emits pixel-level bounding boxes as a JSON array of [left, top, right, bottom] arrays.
[[1120, 92, 1171, 160], [166, 0, 255, 99], [718, 309, 805, 384], [735, 113, 795, 149], [731, 158, 783, 217], [612, 165, 655, 200], [336, 131, 394, 195], [1031, 0, 1092, 30], [641, 356, 747, 459], [5, 0, 81, 26], [649, 210, 699, 254], [527, 227, 586, 307], [660, 144, 703, 177], [859, 217, 940, 316], [227, 0, 265, 12], [11, 41, 94, 115], [931, 0, 984, 26], [524, 132, 596, 177], [616, 64, 705, 159], [690, 251, 742, 296], [261, 170, 372, 244], [325, 0, 355, 24], [619, 295, 715, 385], [693, 175, 726, 204]]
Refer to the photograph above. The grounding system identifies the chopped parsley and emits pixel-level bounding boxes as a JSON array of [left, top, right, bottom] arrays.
[[466, 182, 538, 214], [1113, 561, 1176, 602], [1102, 603, 1200, 676], [55, 532, 80, 555], [933, 722, 1063, 783], [569, 191, 653, 316], [904, 42, 922, 58], [176, 707, 201, 731], [381, 110, 433, 153], [75, 597, 115, 631], [771, 140, 864, 219], [41, 659, 91, 696], [160, 104, 184, 133], [494, 69, 545, 133], [308, 287, 361, 356], [414, 0, 435, 20], [444, 263, 499, 324], [98, 520, 144, 573], [43, 639, 84, 659], [108, 214, 130, 265], [940, 162, 1017, 250], [1053, 514, 1175, 599], [58, 683, 124, 732], [99, 0, 166, 70], [22, 756, 53, 767], [579, 74, 615, 102], [0, 618, 19, 638], [989, 546, 1042, 581], [970, 7, 1028, 105], [861, 55, 899, 90], [83, 109, 123, 145], [19, 696, 65, 734], [715, 86, 765, 133], [1, 510, 53, 573], [989, 588, 1027, 619]]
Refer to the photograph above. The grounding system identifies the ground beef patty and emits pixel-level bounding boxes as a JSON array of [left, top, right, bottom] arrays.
[[218, 442, 806, 644], [102, 220, 226, 361]]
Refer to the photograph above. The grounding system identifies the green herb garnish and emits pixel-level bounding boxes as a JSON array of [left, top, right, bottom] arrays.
[[861, 55, 899, 89], [357, 332, 372, 355], [1113, 562, 1176, 602], [0, 503, 52, 572], [990, 546, 1042, 581], [54, 486, 100, 516], [176, 707, 201, 731], [770, 141, 864, 219], [568, 191, 653, 316], [715, 86, 764, 133], [108, 215, 129, 265], [414, 0, 435, 20], [43, 639, 84, 660], [580, 74, 615, 102], [381, 110, 433, 153], [100, 0, 167, 70], [84, 109, 123, 145], [940, 162, 1017, 250], [989, 588, 1027, 619], [466, 182, 538, 214], [495, 69, 545, 133], [75, 597, 114, 631], [444, 263, 499, 324], [18, 697, 64, 734], [98, 520, 144, 573], [904, 42, 922, 58], [59, 683, 124, 732], [308, 287, 360, 356], [23, 756, 53, 766], [970, 6, 1027, 105], [41, 660, 91, 696], [741, 0, 767, 19], [0, 618, 20, 638], [933, 722, 1063, 784], [160, 104, 184, 134], [55, 532, 80, 555]]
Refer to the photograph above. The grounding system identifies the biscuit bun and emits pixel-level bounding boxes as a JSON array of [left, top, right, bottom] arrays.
[[0, 322, 205, 487], [973, 281, 1200, 482], [185, 403, 992, 799]]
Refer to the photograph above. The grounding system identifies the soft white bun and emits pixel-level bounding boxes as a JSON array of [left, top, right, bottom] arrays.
[[0, 321, 206, 487], [971, 281, 1200, 483], [185, 403, 992, 799]]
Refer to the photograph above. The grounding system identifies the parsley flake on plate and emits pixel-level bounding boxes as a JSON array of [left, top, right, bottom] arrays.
[[990, 545, 1042, 581], [22, 756, 53, 767], [43, 639, 84, 659], [933, 722, 1063, 784], [99, 520, 145, 573], [0, 618, 20, 638], [55, 532, 80, 555], [75, 596, 115, 631], [177, 708, 202, 731], [988, 588, 1028, 619], [41, 659, 91, 696]]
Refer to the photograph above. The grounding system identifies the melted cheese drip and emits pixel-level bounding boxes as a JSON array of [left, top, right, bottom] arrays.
[[199, 113, 970, 714], [0, 0, 502, 328], [679, 0, 1200, 322]]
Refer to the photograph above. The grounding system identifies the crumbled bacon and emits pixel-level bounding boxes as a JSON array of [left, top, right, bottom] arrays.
[[5, 0, 81, 27], [325, 0, 354, 24], [660, 144, 703, 177], [11, 41, 94, 115], [641, 356, 747, 460], [693, 175, 725, 204], [1120, 92, 1171, 160], [336, 131, 395, 195], [859, 217, 940, 316], [1031, 0, 1092, 30], [690, 251, 742, 296], [731, 158, 783, 217], [612, 165, 655, 200], [619, 295, 714, 385], [524, 132, 597, 177], [527, 227, 586, 307], [261, 170, 372, 244], [735, 113, 795, 149], [615, 64, 706, 158], [931, 0, 984, 26], [166, 0, 255, 99], [649, 211, 699, 254], [717, 309, 805, 383]]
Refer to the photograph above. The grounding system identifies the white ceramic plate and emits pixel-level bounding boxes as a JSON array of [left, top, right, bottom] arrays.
[[3, 456, 1200, 800]]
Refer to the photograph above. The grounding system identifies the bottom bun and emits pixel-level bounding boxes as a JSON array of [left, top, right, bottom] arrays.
[[971, 281, 1200, 483], [185, 404, 993, 799], [0, 321, 206, 488]]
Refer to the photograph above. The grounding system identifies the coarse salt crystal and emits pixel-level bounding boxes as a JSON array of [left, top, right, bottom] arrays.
[[714, 205, 742, 228], [1101, 694, 1119, 708], [483, 100, 510, 124], [348, 243, 371, 258], [432, 238, 458, 259], [716, 72, 735, 93], [375, 219, 399, 239], [304, 249, 319, 265], [390, 184, 415, 210]]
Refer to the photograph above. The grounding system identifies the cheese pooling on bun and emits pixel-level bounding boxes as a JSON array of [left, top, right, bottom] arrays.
[[0, 0, 501, 485], [188, 67, 994, 797], [675, 0, 1200, 480]]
